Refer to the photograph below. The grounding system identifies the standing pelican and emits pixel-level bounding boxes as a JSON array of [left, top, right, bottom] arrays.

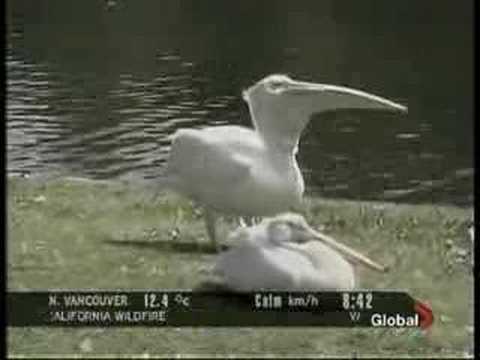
[[214, 213, 387, 291], [163, 74, 407, 246]]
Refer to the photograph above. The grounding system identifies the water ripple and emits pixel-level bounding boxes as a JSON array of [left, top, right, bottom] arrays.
[[5, 50, 473, 206]]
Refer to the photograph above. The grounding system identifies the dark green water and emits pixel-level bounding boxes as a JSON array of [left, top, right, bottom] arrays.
[[6, 0, 473, 206]]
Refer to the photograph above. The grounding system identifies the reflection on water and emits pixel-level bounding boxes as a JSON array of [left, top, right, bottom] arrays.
[[7, 51, 238, 180], [6, 0, 473, 206]]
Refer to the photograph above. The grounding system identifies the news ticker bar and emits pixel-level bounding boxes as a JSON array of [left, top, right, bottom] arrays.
[[7, 290, 434, 328]]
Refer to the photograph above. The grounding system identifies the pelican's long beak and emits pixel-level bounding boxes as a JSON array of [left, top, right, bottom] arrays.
[[286, 80, 408, 114], [305, 226, 389, 273]]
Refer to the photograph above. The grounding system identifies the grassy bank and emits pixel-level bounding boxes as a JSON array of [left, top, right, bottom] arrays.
[[7, 178, 473, 357]]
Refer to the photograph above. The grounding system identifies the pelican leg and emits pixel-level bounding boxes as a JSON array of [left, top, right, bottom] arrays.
[[243, 216, 263, 225], [242, 217, 256, 226], [205, 208, 219, 251], [238, 217, 248, 227]]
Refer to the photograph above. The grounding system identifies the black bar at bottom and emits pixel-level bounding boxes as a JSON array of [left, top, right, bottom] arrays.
[[7, 291, 422, 327]]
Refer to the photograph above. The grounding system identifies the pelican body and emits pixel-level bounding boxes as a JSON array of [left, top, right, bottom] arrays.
[[164, 74, 407, 244], [166, 125, 302, 215], [214, 213, 387, 291]]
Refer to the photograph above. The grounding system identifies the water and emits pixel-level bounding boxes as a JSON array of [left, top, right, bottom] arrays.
[[6, 0, 473, 206]]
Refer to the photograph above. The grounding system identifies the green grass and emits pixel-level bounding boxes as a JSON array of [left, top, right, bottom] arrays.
[[7, 178, 474, 358]]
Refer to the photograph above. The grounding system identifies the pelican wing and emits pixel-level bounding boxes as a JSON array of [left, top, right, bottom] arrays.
[[299, 241, 356, 290], [166, 128, 253, 194], [215, 246, 303, 291]]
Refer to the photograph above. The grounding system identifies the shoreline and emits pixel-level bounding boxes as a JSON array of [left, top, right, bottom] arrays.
[[7, 175, 474, 210]]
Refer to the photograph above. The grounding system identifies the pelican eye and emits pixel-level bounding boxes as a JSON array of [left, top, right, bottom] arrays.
[[266, 80, 286, 94], [266, 222, 288, 242], [287, 221, 306, 231]]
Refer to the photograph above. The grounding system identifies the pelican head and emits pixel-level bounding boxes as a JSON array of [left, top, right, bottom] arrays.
[[226, 213, 311, 247], [265, 212, 313, 245], [263, 213, 388, 273], [243, 74, 408, 149]]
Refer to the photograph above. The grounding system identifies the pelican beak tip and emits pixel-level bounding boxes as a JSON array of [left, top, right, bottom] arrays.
[[382, 100, 408, 114], [381, 264, 390, 273]]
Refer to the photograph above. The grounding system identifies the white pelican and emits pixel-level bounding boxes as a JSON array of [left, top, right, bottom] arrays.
[[213, 213, 387, 291], [468, 222, 474, 243], [163, 74, 407, 246]]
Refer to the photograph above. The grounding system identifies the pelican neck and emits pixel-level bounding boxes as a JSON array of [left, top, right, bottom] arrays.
[[262, 137, 299, 156], [247, 101, 304, 155]]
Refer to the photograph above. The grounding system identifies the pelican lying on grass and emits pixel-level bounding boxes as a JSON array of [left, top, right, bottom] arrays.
[[162, 74, 408, 247], [213, 213, 388, 291]]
